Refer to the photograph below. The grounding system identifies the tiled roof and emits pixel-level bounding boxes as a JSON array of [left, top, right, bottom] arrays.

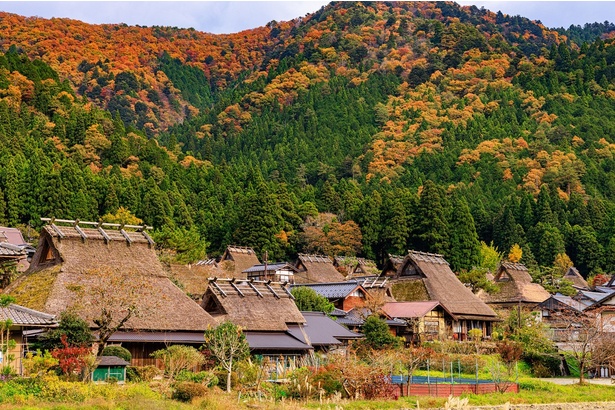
[[291, 311, 362, 345], [0, 304, 56, 326], [107, 331, 206, 343], [382, 301, 441, 318], [243, 263, 295, 273], [290, 281, 362, 299], [0, 243, 26, 257], [98, 356, 130, 366], [244, 332, 312, 351]]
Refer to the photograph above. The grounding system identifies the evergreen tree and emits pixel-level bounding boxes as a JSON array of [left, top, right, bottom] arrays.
[[415, 180, 449, 255], [448, 196, 481, 272], [357, 191, 382, 261]]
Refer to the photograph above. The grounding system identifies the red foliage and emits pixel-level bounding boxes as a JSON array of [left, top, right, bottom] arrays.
[[50, 335, 91, 376]]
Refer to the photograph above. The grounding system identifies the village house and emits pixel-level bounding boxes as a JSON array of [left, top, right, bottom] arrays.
[[0, 226, 32, 274], [563, 267, 590, 290], [480, 262, 550, 308], [5, 219, 217, 367], [169, 258, 222, 302], [381, 254, 405, 278], [289, 311, 362, 355], [218, 245, 261, 279], [0, 303, 57, 375], [381, 301, 453, 344], [293, 254, 345, 284], [200, 278, 312, 360], [242, 262, 298, 283], [290, 280, 371, 311], [379, 250, 499, 340], [333, 256, 379, 279]]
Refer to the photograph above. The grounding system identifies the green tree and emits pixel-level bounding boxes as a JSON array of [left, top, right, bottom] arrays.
[[37, 312, 93, 351], [448, 196, 480, 272], [415, 181, 449, 255], [290, 287, 334, 313], [203, 321, 250, 393], [361, 315, 402, 350]]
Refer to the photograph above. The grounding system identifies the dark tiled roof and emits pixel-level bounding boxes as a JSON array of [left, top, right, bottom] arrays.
[[329, 308, 348, 317], [290, 281, 362, 299], [107, 331, 206, 343], [244, 332, 312, 351], [0, 304, 56, 326], [298, 311, 363, 344], [98, 356, 130, 366]]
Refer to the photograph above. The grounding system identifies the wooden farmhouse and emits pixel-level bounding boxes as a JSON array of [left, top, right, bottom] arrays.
[[381, 254, 405, 278], [294, 254, 345, 284], [201, 279, 312, 360], [563, 267, 589, 290], [381, 301, 452, 344], [169, 258, 222, 302], [290, 280, 371, 311], [333, 256, 379, 279], [481, 262, 550, 308], [0, 303, 57, 374], [5, 219, 217, 366], [242, 262, 298, 283], [218, 246, 260, 279], [380, 250, 499, 340]]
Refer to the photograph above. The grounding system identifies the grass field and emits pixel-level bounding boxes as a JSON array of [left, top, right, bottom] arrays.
[[0, 378, 613, 410]]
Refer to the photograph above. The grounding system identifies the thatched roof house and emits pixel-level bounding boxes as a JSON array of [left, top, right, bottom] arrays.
[[482, 262, 550, 307], [294, 254, 345, 284], [218, 246, 260, 279], [6, 220, 216, 333], [381, 254, 405, 277], [380, 250, 499, 340], [333, 256, 379, 279], [169, 260, 222, 302], [201, 278, 311, 355], [563, 267, 589, 290]]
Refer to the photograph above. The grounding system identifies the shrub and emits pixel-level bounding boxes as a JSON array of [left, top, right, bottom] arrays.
[[172, 381, 208, 402], [22, 350, 59, 378], [311, 365, 343, 396], [126, 365, 161, 382], [176, 370, 218, 386], [101, 345, 132, 363], [152, 345, 205, 380]]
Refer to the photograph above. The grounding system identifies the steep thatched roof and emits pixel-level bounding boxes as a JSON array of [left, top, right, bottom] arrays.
[[333, 256, 379, 278], [201, 279, 305, 331], [390, 251, 498, 321], [169, 262, 222, 300], [563, 267, 589, 290], [6, 222, 216, 332], [219, 246, 260, 279], [380, 254, 405, 277], [294, 254, 345, 284], [484, 262, 550, 305]]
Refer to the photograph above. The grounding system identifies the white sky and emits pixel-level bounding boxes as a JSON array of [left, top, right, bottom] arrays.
[[0, 2, 613, 34]]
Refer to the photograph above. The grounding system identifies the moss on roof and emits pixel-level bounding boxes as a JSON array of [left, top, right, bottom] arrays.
[[391, 280, 430, 302], [7, 265, 61, 312]]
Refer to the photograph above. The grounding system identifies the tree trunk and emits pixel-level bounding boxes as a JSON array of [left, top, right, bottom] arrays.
[[227, 357, 233, 393], [579, 359, 585, 384]]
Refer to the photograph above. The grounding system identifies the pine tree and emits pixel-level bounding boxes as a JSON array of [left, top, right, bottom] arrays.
[[357, 191, 382, 261], [448, 196, 481, 272], [380, 190, 409, 257], [415, 180, 449, 255]]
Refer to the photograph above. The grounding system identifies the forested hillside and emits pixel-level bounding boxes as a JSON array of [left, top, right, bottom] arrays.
[[1, 2, 615, 282]]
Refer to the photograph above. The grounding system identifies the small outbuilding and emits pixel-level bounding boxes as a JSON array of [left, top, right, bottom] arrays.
[[92, 356, 130, 383]]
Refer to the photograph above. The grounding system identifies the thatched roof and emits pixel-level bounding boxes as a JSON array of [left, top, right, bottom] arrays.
[[219, 246, 260, 279], [333, 256, 379, 278], [294, 254, 345, 284], [6, 221, 216, 332], [201, 279, 305, 331], [484, 262, 550, 305], [169, 262, 222, 300], [390, 251, 498, 321], [563, 267, 589, 290], [380, 254, 405, 277]]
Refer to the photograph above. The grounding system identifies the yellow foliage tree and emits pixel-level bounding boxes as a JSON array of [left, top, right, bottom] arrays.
[[508, 244, 523, 263]]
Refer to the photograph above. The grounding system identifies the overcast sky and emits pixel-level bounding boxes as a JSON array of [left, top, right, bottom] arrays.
[[0, 2, 613, 34]]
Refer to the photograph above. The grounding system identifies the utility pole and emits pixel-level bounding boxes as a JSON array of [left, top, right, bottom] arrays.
[[263, 251, 268, 281]]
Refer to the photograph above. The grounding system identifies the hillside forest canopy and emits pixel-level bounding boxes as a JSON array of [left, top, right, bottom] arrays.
[[0, 2, 615, 282]]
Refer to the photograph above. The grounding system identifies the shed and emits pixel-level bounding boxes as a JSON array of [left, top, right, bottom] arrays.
[[92, 356, 130, 383]]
